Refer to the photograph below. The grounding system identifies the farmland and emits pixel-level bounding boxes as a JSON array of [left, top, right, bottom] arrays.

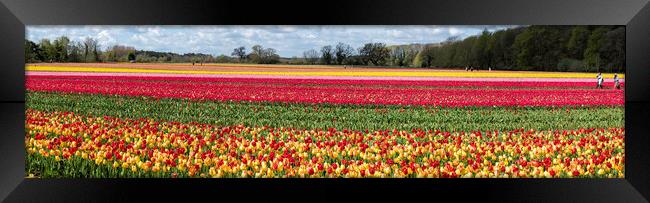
[[25, 64, 625, 178]]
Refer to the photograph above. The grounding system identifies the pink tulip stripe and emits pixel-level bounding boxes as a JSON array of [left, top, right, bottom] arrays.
[[26, 71, 625, 83]]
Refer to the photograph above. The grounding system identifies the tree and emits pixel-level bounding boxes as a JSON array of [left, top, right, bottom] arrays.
[[414, 45, 437, 67], [24, 40, 41, 63], [489, 30, 506, 67], [248, 45, 279, 64], [231, 46, 246, 62], [584, 27, 609, 72], [445, 36, 460, 43], [512, 28, 535, 69], [599, 27, 625, 72], [83, 37, 100, 62], [214, 54, 233, 63], [93, 44, 100, 62], [471, 29, 491, 68], [67, 41, 83, 62], [104, 45, 135, 62], [403, 47, 419, 67], [358, 43, 390, 66], [320, 45, 334, 65], [390, 46, 407, 66], [535, 26, 568, 71], [334, 42, 354, 65], [432, 37, 460, 67], [303, 49, 320, 65], [53, 36, 70, 62], [248, 45, 263, 63], [128, 52, 136, 62], [566, 26, 590, 60], [503, 28, 524, 67], [455, 36, 476, 67], [39, 39, 56, 62], [262, 47, 280, 64], [491, 27, 522, 68]]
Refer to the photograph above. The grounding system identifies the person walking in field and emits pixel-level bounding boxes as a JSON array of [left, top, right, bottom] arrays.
[[596, 72, 603, 89], [614, 73, 621, 89]]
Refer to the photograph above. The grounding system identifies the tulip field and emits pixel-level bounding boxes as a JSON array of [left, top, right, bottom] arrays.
[[25, 64, 625, 178]]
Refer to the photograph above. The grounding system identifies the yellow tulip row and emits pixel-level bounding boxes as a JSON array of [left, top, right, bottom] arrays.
[[25, 65, 624, 78]]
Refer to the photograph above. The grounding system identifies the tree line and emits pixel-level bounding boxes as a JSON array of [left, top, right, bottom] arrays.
[[414, 25, 625, 72], [25, 25, 624, 72], [294, 25, 624, 72], [25, 37, 216, 63]]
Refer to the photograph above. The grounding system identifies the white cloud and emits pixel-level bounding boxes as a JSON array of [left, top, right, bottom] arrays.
[[96, 30, 116, 47], [448, 27, 463, 36], [26, 25, 517, 57]]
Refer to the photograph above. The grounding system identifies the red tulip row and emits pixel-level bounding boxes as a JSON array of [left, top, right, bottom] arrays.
[[26, 76, 624, 107]]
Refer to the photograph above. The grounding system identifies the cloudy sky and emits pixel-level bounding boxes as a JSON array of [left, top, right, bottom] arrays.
[[27, 25, 518, 57]]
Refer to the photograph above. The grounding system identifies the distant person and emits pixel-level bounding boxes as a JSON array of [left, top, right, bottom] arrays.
[[465, 66, 468, 71], [614, 73, 621, 89], [596, 72, 603, 89], [488, 67, 491, 71], [192, 62, 195, 66]]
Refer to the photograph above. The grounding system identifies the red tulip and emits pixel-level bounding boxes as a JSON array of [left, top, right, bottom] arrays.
[[572, 170, 580, 177]]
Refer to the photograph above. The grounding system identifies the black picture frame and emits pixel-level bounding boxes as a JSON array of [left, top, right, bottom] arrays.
[[1, 0, 649, 202]]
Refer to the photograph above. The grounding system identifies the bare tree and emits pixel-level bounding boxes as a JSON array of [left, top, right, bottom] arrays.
[[334, 42, 354, 65], [83, 37, 100, 62], [303, 49, 320, 64], [67, 41, 84, 62], [320, 45, 334, 65]]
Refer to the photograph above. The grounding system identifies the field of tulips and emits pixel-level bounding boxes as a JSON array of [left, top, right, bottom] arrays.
[[25, 109, 624, 178], [27, 92, 623, 133], [25, 65, 625, 178], [26, 74, 624, 107]]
